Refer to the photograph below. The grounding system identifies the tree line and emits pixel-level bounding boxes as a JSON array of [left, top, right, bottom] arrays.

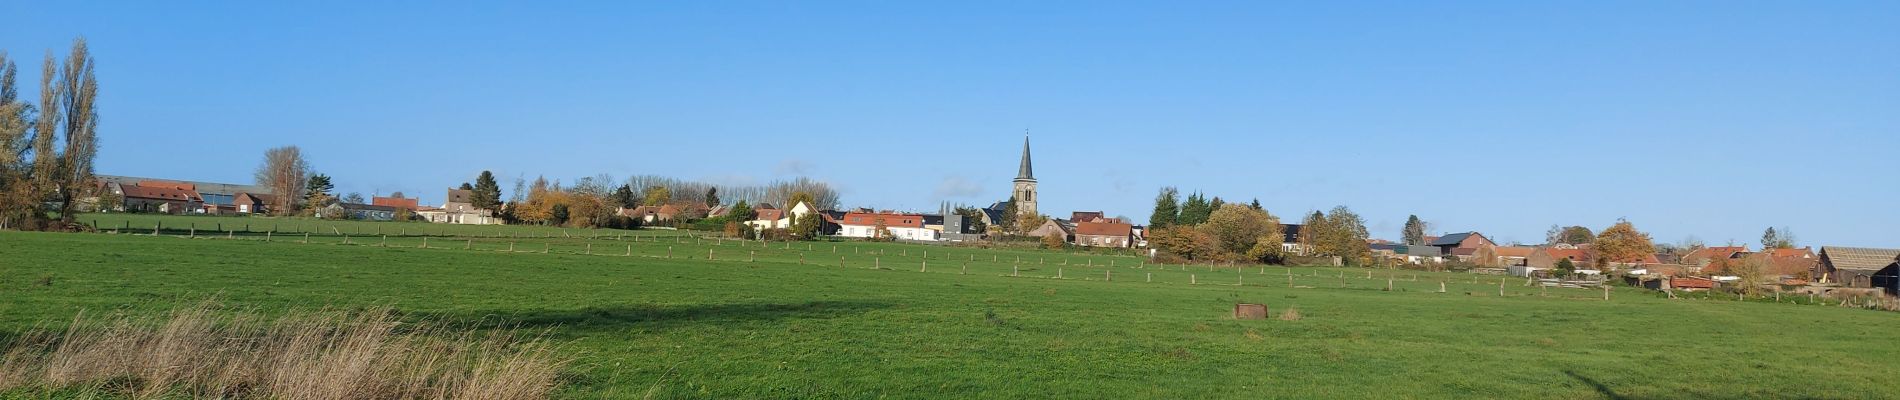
[[0, 39, 101, 231], [1145, 187, 1374, 266]]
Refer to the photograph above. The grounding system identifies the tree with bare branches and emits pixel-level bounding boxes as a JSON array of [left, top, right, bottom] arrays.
[[254, 146, 309, 216]]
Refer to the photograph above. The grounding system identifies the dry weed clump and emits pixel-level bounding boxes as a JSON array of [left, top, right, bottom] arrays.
[[1278, 307, 1302, 321], [0, 301, 568, 399]]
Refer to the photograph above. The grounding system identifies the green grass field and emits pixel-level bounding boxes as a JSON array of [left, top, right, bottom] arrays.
[[4, 215, 1898, 398]]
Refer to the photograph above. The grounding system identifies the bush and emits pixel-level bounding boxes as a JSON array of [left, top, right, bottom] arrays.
[[1041, 233, 1066, 249]]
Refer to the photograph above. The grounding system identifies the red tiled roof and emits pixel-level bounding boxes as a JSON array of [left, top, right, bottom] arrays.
[[372, 196, 419, 211], [840, 212, 924, 228], [137, 180, 195, 191], [1685, 247, 1748, 263], [1495, 247, 1536, 258], [1074, 221, 1132, 237], [1541, 248, 1591, 262], [1768, 247, 1815, 259], [755, 209, 785, 221], [120, 185, 198, 201]]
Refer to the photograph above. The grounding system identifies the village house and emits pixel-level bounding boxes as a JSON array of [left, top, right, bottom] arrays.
[[1371, 243, 1444, 264], [233, 192, 274, 214], [1494, 246, 1536, 267], [1815, 246, 1900, 288], [417, 189, 501, 225], [1429, 232, 1496, 259], [835, 211, 937, 241], [620, 204, 681, 223], [117, 184, 201, 214], [1073, 219, 1133, 248], [744, 201, 819, 231], [1027, 218, 1076, 242], [372, 195, 420, 212], [1280, 224, 1307, 255], [1682, 246, 1749, 267], [1526, 247, 1591, 269]]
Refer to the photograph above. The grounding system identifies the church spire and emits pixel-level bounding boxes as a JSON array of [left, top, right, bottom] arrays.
[[1015, 133, 1034, 181]]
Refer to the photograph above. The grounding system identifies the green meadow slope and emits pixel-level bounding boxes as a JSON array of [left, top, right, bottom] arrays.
[[2, 218, 1896, 398]]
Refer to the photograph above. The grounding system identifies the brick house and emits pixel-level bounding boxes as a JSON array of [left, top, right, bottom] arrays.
[[119, 184, 201, 214], [233, 192, 275, 214], [1430, 232, 1496, 257]]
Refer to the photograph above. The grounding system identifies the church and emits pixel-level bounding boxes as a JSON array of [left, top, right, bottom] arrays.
[[939, 136, 1039, 240]]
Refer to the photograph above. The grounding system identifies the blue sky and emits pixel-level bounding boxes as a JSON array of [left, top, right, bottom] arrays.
[[4, 1, 1896, 247]]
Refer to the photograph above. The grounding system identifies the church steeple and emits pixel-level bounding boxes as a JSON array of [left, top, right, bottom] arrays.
[[1015, 134, 1035, 182], [1010, 133, 1039, 218]]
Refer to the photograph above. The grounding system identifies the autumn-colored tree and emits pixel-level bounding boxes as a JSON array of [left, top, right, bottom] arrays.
[[787, 191, 816, 209], [514, 176, 555, 224], [1314, 206, 1371, 265], [1246, 228, 1288, 264], [1200, 204, 1278, 256], [1041, 232, 1066, 249], [1297, 211, 1326, 256], [642, 186, 671, 206], [1593, 219, 1655, 267], [0, 51, 29, 227], [1149, 226, 1222, 262]]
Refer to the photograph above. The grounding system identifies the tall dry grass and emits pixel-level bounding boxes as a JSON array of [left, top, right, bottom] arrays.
[[0, 301, 568, 399]]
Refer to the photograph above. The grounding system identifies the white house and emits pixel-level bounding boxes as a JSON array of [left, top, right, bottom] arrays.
[[744, 201, 818, 231], [834, 211, 939, 241]]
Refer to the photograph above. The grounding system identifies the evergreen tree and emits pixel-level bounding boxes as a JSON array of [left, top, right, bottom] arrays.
[[610, 184, 637, 209], [471, 170, 503, 213], [1149, 187, 1180, 228], [1001, 196, 1020, 235], [1178, 192, 1212, 225], [1209, 196, 1226, 211], [1402, 215, 1426, 245], [459, 182, 474, 190], [304, 174, 334, 205], [728, 200, 757, 222], [706, 187, 720, 207], [1249, 198, 1262, 210], [1761, 227, 1796, 249], [549, 204, 569, 225]]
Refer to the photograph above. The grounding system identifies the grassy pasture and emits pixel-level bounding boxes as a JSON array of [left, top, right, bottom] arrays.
[[3, 218, 1898, 398]]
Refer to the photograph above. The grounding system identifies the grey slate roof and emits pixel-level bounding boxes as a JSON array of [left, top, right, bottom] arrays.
[[1431, 232, 1477, 246], [1015, 136, 1034, 181]]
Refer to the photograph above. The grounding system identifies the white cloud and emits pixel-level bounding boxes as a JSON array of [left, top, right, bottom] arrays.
[[933, 176, 985, 198]]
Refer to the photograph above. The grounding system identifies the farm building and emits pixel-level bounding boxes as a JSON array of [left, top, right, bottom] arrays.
[[1430, 232, 1495, 256], [1816, 247, 1900, 288]]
